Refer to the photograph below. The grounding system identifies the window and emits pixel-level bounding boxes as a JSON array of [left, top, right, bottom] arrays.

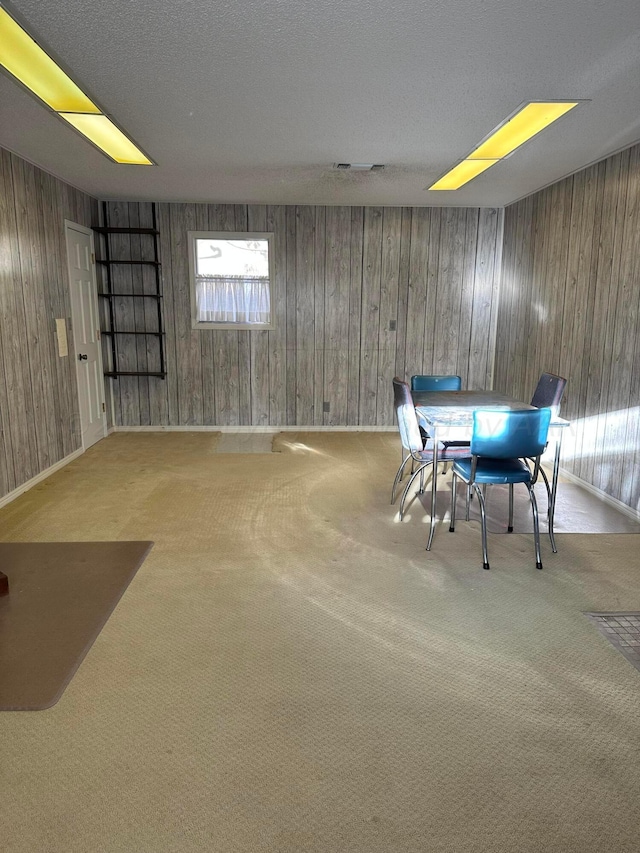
[[188, 231, 274, 330]]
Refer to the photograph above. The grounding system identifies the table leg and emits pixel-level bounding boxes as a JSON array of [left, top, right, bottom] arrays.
[[426, 427, 439, 551], [0, 571, 8, 596]]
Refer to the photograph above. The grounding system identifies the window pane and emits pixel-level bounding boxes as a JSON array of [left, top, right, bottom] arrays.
[[189, 232, 273, 328], [195, 238, 269, 278]]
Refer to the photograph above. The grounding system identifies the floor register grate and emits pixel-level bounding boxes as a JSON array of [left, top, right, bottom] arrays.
[[585, 612, 640, 673], [215, 433, 277, 453]]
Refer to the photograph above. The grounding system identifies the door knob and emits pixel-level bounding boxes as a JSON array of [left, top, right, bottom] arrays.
[[78, 353, 88, 361]]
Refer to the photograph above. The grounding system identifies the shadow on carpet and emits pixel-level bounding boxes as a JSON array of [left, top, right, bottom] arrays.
[[408, 483, 640, 534], [0, 541, 153, 711]]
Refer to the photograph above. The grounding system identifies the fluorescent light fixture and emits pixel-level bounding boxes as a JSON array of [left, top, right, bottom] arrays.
[[427, 100, 581, 190], [59, 113, 153, 165], [468, 101, 579, 160], [0, 4, 153, 164], [0, 6, 99, 113], [428, 159, 498, 191]]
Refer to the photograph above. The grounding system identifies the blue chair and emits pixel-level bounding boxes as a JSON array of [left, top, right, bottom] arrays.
[[411, 375, 462, 392], [411, 376, 460, 443], [391, 378, 470, 518], [410, 374, 467, 448], [448, 408, 552, 570]]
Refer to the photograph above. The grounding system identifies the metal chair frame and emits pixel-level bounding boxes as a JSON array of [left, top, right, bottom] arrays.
[[392, 378, 470, 518], [527, 372, 567, 550]]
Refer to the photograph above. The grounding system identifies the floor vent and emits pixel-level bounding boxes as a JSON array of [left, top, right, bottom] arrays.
[[585, 612, 640, 673], [216, 433, 276, 453], [333, 163, 385, 171]]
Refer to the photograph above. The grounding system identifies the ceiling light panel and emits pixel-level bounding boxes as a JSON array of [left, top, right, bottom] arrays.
[[427, 100, 582, 191], [0, 4, 153, 165], [59, 114, 153, 165], [468, 101, 580, 160], [0, 6, 99, 113], [428, 159, 498, 191]]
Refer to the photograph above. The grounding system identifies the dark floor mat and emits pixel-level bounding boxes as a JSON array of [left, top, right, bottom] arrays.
[[0, 541, 153, 711]]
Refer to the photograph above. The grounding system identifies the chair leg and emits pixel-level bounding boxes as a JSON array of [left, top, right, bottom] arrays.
[[399, 464, 431, 519], [539, 465, 552, 504], [391, 454, 413, 504], [465, 483, 471, 521], [527, 483, 543, 569], [508, 483, 514, 532], [449, 472, 457, 532], [401, 448, 410, 483], [474, 484, 490, 570], [525, 461, 557, 552], [538, 467, 558, 553]]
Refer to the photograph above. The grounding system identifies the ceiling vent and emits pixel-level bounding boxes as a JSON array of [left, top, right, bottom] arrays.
[[334, 163, 385, 171]]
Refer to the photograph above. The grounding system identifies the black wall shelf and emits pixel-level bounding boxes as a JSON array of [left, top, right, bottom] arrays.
[[93, 226, 159, 235], [104, 371, 166, 378], [102, 331, 165, 337], [99, 292, 163, 299], [92, 202, 166, 379], [96, 259, 161, 267]]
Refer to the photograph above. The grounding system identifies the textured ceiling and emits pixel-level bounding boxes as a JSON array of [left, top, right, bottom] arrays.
[[1, 0, 640, 206]]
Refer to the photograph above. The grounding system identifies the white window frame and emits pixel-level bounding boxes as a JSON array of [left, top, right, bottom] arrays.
[[188, 231, 275, 330]]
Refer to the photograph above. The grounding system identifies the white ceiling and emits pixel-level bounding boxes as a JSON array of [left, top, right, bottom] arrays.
[[1, 0, 640, 207]]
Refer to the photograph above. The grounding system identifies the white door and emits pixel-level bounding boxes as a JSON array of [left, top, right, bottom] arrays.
[[65, 222, 107, 449]]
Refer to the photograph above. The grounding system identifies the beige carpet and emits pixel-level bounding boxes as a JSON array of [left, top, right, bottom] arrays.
[[1, 431, 639, 852]]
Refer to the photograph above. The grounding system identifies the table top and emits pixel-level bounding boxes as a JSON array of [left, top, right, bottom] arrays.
[[413, 389, 569, 428]]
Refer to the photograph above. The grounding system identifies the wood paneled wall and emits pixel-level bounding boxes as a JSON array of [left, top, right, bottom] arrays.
[[0, 148, 98, 500], [495, 141, 640, 511], [3, 140, 639, 511], [104, 203, 503, 428]]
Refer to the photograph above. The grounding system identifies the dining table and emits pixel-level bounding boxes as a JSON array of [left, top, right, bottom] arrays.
[[412, 389, 570, 551]]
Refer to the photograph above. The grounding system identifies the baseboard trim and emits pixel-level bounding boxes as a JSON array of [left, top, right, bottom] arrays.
[[559, 466, 640, 522], [0, 447, 84, 510], [110, 425, 398, 433]]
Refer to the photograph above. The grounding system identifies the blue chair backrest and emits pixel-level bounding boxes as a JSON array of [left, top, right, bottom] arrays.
[[471, 408, 551, 459], [530, 373, 566, 414], [411, 375, 462, 392], [393, 378, 423, 454]]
